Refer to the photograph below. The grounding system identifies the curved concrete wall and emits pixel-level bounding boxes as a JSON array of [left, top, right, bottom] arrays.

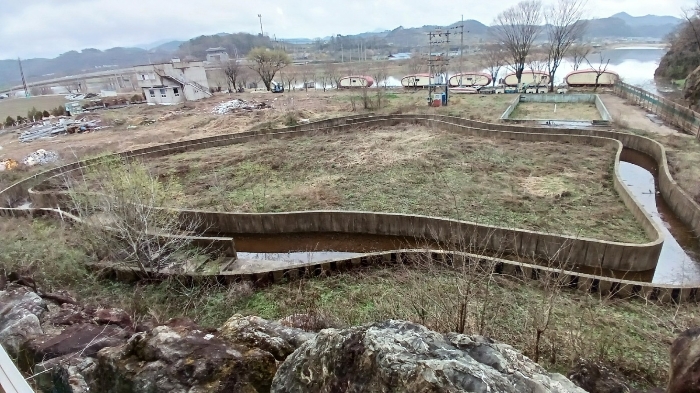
[[6, 115, 664, 273], [2, 111, 699, 294]]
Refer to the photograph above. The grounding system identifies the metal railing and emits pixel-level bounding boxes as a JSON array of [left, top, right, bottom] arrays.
[[0, 345, 33, 393], [613, 81, 700, 137]]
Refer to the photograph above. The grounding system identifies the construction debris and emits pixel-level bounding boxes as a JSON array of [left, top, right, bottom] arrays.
[[19, 117, 105, 143], [212, 99, 270, 114], [0, 159, 19, 171], [23, 149, 59, 166]]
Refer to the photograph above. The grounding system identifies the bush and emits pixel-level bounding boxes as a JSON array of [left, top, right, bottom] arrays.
[[51, 105, 66, 117], [65, 157, 208, 275], [4, 116, 14, 127], [130, 94, 143, 103]]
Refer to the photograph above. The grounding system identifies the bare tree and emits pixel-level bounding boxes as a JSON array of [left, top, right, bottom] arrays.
[[492, 0, 543, 88], [247, 47, 291, 91], [527, 51, 550, 86], [224, 59, 242, 93], [480, 44, 506, 87], [545, 0, 588, 91], [324, 62, 340, 89], [584, 51, 611, 91], [65, 158, 210, 276], [237, 67, 253, 91], [319, 73, 330, 92], [569, 43, 592, 71], [406, 51, 426, 74], [681, 2, 700, 51], [299, 64, 315, 91], [281, 67, 298, 91], [370, 61, 389, 89]]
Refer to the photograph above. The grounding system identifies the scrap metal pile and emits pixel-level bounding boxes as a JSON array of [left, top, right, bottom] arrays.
[[212, 99, 271, 114], [18, 118, 105, 143]]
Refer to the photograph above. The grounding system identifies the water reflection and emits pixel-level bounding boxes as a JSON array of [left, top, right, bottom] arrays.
[[382, 47, 671, 93]]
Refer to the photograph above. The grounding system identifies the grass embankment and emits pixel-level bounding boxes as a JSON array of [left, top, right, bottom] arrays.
[[140, 125, 647, 243], [509, 102, 602, 121], [0, 216, 694, 390]]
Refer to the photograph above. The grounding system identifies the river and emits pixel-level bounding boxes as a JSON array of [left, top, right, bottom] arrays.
[[382, 47, 672, 93]]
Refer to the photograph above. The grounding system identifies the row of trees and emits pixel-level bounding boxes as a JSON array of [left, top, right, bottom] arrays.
[[223, 47, 391, 92], [492, 0, 590, 91], [4, 105, 66, 127]]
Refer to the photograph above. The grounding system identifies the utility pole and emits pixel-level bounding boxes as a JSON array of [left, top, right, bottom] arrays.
[[427, 29, 450, 106], [258, 14, 264, 36], [459, 15, 464, 86], [18, 58, 29, 98]]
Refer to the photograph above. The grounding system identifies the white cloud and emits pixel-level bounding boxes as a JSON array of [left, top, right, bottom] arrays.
[[0, 0, 694, 59]]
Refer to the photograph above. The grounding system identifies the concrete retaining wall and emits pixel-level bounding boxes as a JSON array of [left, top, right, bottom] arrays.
[[500, 94, 612, 124], [11, 115, 663, 273], [4, 111, 700, 298]]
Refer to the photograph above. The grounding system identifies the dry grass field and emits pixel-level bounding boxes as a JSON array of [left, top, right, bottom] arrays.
[[509, 102, 603, 120], [124, 124, 647, 243]]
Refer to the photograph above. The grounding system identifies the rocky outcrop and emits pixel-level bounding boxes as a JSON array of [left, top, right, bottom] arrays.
[[220, 314, 315, 361], [34, 355, 97, 393], [567, 359, 631, 393], [669, 327, 700, 393], [92, 324, 278, 393], [271, 320, 586, 393], [0, 286, 46, 356], [685, 65, 700, 106], [21, 323, 131, 367]]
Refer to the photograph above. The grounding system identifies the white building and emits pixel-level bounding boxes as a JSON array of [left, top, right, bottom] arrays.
[[133, 60, 212, 105], [206, 47, 230, 63]]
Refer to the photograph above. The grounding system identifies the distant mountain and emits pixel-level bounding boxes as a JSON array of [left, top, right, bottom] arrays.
[[0, 47, 173, 89], [585, 15, 681, 39], [610, 12, 682, 27], [152, 40, 185, 52], [133, 38, 184, 50]]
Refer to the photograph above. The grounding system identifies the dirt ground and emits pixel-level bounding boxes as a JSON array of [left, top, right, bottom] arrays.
[[0, 90, 515, 166], [600, 94, 681, 136], [509, 102, 602, 120], [0, 91, 354, 163]]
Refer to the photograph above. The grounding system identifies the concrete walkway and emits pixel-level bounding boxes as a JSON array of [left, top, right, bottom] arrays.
[[600, 94, 685, 136]]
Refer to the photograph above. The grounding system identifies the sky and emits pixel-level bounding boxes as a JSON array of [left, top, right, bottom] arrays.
[[0, 0, 695, 59]]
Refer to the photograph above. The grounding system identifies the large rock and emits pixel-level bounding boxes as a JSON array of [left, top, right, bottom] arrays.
[[33, 355, 97, 393], [567, 359, 631, 393], [21, 323, 131, 368], [684, 65, 700, 106], [271, 320, 586, 393], [92, 324, 277, 393], [220, 314, 315, 361], [669, 327, 700, 393], [0, 286, 46, 356]]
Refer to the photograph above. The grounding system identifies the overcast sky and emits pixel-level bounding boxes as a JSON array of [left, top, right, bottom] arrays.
[[0, 0, 694, 59]]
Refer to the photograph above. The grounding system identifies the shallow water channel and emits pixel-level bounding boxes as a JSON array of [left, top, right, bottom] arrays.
[[619, 149, 700, 285], [229, 149, 700, 285]]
